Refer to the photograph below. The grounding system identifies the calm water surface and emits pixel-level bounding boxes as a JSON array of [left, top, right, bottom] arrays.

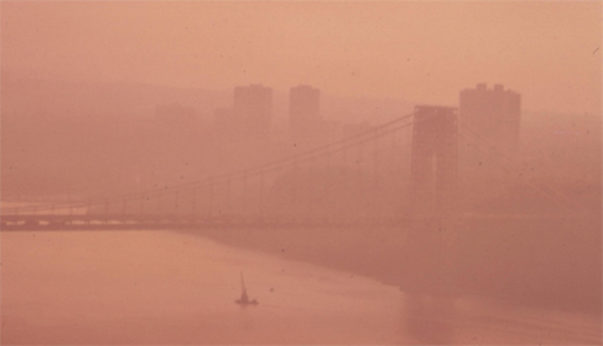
[[1, 229, 600, 344]]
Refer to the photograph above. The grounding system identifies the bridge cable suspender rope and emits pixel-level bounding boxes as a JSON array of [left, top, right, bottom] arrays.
[[4, 119, 419, 217], [2, 111, 419, 216]]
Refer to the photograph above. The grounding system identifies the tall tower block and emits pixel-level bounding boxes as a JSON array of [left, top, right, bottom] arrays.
[[234, 84, 273, 138], [289, 85, 321, 140]]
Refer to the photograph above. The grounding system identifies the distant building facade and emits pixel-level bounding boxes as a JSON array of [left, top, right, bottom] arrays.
[[213, 107, 239, 138], [459, 83, 521, 153], [289, 85, 321, 139], [154, 103, 198, 124], [459, 83, 521, 184], [233, 84, 273, 137]]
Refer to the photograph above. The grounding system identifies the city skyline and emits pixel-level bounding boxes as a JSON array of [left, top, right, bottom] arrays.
[[1, 1, 600, 344], [2, 1, 600, 114]]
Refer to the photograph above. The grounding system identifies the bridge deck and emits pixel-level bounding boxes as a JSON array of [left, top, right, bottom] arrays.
[[0, 214, 416, 231]]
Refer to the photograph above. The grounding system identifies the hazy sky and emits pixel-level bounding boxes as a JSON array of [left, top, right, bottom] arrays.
[[2, 1, 601, 113]]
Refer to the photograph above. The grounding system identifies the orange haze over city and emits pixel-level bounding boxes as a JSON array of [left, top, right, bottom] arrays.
[[1, 1, 601, 344]]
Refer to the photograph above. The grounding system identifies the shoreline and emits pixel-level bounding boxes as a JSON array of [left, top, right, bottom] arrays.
[[175, 215, 601, 316]]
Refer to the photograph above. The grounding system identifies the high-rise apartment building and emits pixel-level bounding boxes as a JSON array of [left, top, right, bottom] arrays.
[[289, 85, 321, 139], [234, 84, 273, 137]]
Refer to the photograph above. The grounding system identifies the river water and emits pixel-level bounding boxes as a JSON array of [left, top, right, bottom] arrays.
[[1, 229, 600, 344]]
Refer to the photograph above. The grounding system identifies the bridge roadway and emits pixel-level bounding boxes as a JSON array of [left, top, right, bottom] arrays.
[[0, 213, 420, 231], [1, 212, 577, 231]]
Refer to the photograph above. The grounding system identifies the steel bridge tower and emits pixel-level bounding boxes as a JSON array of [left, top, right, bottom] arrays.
[[410, 105, 458, 215]]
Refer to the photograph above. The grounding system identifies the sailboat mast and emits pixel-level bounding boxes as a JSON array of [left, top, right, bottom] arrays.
[[240, 272, 247, 293]]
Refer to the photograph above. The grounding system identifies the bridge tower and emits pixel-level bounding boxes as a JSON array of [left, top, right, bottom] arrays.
[[402, 105, 459, 298], [410, 105, 458, 215]]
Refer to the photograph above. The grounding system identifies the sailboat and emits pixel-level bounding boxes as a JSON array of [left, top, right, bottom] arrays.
[[235, 272, 258, 306]]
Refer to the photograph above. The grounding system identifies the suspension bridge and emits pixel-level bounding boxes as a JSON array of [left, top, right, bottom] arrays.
[[0, 105, 574, 231]]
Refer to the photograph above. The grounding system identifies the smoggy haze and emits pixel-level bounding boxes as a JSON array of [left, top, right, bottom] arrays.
[[1, 1, 602, 344], [1, 1, 601, 113]]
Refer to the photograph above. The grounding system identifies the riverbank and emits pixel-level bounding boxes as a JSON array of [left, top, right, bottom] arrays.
[[180, 214, 601, 316]]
